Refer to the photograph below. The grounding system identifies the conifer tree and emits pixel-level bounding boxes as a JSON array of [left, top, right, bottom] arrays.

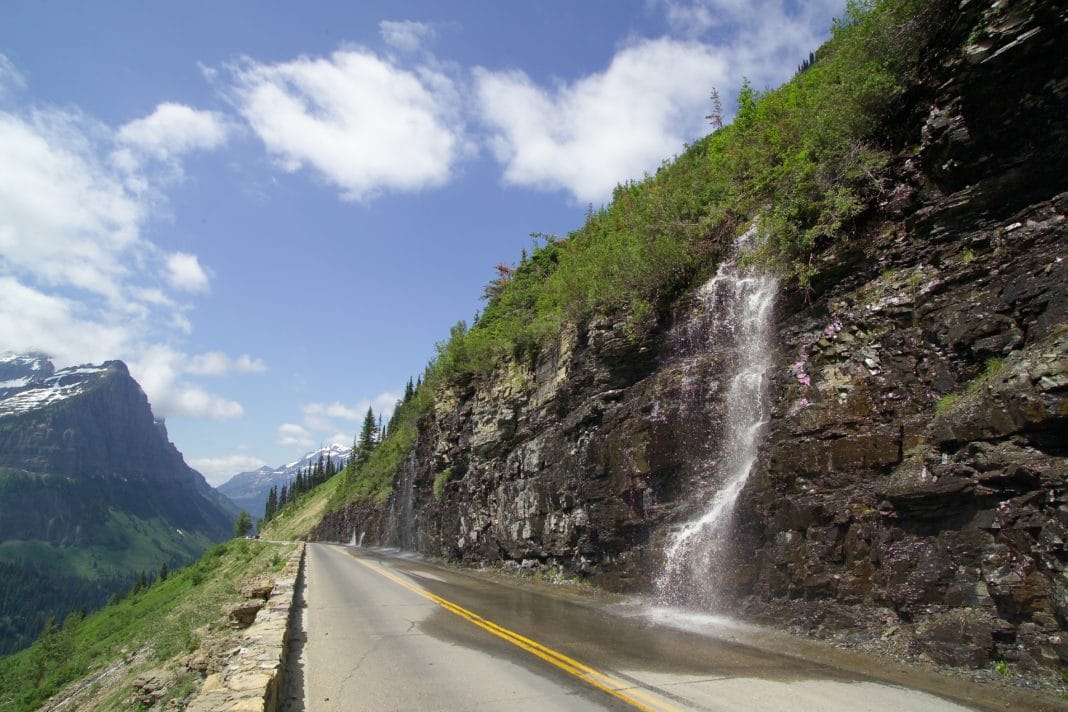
[[265, 486, 277, 521], [355, 407, 378, 467], [235, 511, 253, 538]]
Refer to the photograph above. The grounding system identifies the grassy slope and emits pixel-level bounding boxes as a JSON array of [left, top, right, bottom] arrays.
[[0, 538, 295, 712], [0, 511, 216, 581], [259, 472, 343, 541]]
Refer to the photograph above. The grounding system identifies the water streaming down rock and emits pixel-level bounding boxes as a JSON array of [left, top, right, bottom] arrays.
[[656, 230, 778, 608]]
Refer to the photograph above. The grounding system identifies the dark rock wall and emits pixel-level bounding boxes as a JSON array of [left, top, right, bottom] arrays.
[[314, 1, 1067, 671], [0, 362, 236, 545]]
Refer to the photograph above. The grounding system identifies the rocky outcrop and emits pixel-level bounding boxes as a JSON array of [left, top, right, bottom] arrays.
[[313, 0, 1067, 675]]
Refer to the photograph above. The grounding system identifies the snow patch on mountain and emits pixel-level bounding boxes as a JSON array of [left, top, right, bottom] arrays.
[[0, 354, 114, 418]]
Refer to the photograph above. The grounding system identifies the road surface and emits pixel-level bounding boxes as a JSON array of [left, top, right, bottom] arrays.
[[281, 543, 1025, 711]]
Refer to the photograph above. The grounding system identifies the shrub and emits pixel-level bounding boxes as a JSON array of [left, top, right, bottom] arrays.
[[433, 469, 453, 503]]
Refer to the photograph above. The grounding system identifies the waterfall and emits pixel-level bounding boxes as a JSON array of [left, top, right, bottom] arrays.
[[656, 229, 778, 608]]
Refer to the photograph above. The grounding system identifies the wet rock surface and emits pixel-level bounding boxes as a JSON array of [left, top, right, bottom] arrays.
[[313, 0, 1068, 690]]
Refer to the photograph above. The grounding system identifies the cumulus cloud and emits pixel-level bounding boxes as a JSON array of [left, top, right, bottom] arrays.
[[130, 345, 253, 420], [223, 48, 467, 201], [0, 277, 131, 364], [654, 0, 845, 86], [299, 392, 400, 440], [189, 454, 268, 485], [0, 110, 145, 302], [186, 351, 267, 375], [165, 251, 211, 293], [476, 38, 728, 204], [116, 102, 230, 161], [278, 423, 315, 449], [379, 20, 436, 53]]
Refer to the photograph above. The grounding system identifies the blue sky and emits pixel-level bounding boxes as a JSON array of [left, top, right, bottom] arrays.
[[0, 0, 843, 484]]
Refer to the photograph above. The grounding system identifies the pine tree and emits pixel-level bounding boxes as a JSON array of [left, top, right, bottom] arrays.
[[159, 562, 169, 582], [265, 487, 277, 521], [403, 378, 414, 403], [355, 407, 378, 467]]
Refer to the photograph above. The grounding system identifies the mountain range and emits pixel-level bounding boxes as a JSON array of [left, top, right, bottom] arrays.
[[218, 444, 349, 519]]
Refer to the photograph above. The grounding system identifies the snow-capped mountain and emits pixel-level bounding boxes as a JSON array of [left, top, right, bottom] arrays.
[[0, 352, 117, 418], [218, 443, 349, 517]]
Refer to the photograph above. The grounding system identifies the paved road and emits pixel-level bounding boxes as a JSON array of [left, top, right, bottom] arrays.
[[282, 544, 1011, 711]]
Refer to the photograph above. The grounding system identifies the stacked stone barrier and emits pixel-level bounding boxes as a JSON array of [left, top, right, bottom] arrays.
[[186, 543, 305, 712]]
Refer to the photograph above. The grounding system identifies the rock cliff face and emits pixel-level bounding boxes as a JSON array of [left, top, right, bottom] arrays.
[[313, 1, 1067, 672], [0, 356, 236, 547]]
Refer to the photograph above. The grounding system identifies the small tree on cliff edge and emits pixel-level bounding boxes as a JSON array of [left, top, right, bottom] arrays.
[[235, 511, 253, 538]]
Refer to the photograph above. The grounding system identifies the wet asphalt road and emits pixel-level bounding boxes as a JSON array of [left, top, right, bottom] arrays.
[[281, 543, 1026, 711]]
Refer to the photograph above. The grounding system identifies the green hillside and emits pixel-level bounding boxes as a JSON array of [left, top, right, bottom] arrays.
[[0, 538, 295, 712]]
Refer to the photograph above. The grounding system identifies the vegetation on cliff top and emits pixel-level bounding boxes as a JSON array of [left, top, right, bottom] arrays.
[[435, 0, 944, 381]]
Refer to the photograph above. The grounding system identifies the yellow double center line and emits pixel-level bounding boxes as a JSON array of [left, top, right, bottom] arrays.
[[346, 552, 680, 712]]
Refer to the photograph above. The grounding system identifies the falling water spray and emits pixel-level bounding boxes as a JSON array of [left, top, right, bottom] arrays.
[[656, 228, 778, 608]]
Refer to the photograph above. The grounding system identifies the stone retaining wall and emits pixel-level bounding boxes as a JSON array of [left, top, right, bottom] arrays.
[[186, 543, 305, 712]]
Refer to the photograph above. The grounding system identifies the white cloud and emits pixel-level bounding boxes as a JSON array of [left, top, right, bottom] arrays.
[[130, 345, 249, 420], [0, 276, 131, 365], [166, 385, 244, 419], [654, 0, 845, 86], [223, 48, 467, 201], [235, 354, 268, 373], [189, 454, 268, 485], [0, 53, 26, 97], [116, 102, 230, 161], [475, 0, 842, 204], [379, 20, 436, 53], [186, 351, 268, 375], [0, 110, 145, 302], [298, 392, 400, 441], [302, 401, 361, 421], [165, 252, 211, 293], [476, 38, 728, 204], [278, 423, 315, 449]]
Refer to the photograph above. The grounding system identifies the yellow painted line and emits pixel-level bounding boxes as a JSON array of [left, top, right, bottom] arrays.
[[346, 551, 680, 712]]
